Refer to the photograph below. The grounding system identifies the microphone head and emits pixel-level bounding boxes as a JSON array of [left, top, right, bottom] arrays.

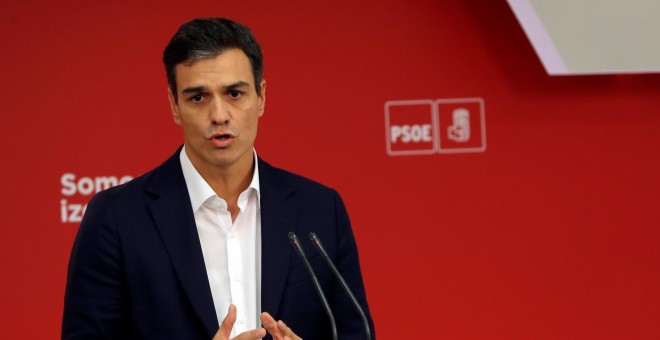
[[309, 232, 318, 241], [288, 232, 297, 240]]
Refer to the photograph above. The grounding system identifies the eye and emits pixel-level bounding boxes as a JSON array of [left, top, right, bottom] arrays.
[[228, 90, 243, 99], [190, 94, 204, 103]]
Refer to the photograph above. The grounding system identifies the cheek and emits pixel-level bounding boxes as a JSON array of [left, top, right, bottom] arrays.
[[178, 115, 206, 135], [247, 117, 260, 135]]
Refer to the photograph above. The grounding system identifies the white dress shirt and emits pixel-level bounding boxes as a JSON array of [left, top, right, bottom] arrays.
[[179, 146, 261, 337]]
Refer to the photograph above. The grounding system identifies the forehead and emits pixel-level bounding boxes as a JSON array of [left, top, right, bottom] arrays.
[[174, 48, 254, 90]]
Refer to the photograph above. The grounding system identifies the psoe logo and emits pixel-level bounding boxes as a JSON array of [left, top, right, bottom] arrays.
[[60, 173, 133, 223], [385, 98, 486, 155], [384, 100, 437, 156]]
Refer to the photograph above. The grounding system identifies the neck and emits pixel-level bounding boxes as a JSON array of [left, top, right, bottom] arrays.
[[207, 161, 253, 201], [198, 156, 254, 223], [186, 149, 255, 203]]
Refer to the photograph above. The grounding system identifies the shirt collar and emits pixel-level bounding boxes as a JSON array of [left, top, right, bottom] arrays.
[[179, 146, 261, 212]]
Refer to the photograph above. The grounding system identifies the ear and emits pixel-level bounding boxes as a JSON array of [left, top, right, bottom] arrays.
[[167, 87, 182, 125], [257, 79, 266, 118]]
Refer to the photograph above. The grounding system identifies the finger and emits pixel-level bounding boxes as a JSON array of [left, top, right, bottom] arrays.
[[214, 304, 237, 340], [260, 312, 283, 339], [277, 320, 301, 340], [232, 327, 267, 340], [277, 320, 291, 334], [213, 328, 227, 340]]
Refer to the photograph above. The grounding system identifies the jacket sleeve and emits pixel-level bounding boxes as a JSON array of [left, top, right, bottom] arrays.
[[62, 192, 128, 339], [331, 190, 376, 340]]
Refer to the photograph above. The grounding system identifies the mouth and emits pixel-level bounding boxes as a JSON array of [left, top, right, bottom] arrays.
[[209, 132, 236, 148], [211, 133, 233, 141]]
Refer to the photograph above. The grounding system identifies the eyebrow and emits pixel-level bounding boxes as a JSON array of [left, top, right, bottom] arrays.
[[181, 86, 206, 95], [181, 81, 251, 95], [223, 81, 250, 91]]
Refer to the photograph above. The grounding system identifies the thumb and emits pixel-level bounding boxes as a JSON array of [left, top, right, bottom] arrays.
[[213, 304, 237, 340]]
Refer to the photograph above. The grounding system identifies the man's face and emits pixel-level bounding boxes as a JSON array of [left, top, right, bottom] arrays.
[[168, 48, 266, 175]]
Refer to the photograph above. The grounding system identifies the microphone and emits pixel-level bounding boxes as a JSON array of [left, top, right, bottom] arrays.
[[309, 232, 372, 340], [288, 232, 337, 340]]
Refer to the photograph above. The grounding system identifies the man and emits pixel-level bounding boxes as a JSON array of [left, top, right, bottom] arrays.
[[63, 18, 375, 340]]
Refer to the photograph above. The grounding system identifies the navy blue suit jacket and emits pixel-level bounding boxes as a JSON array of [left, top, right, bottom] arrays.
[[63, 148, 375, 339]]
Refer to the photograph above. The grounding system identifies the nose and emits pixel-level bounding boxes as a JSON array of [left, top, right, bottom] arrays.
[[210, 98, 230, 125]]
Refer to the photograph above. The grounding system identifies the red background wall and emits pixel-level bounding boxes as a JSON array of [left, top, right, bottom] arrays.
[[1, 1, 659, 338]]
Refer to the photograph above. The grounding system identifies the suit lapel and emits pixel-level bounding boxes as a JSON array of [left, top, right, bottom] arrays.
[[259, 158, 298, 317], [143, 152, 298, 332], [146, 150, 219, 337]]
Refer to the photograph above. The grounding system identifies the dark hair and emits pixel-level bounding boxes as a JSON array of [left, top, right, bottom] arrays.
[[163, 18, 264, 102]]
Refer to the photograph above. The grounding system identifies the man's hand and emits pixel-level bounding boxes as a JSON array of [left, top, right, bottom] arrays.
[[261, 312, 302, 340], [212, 305, 266, 340], [212, 305, 301, 340]]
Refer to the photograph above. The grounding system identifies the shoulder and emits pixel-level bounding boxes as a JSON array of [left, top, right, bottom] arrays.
[[258, 158, 339, 197], [88, 149, 183, 211], [91, 165, 155, 204]]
